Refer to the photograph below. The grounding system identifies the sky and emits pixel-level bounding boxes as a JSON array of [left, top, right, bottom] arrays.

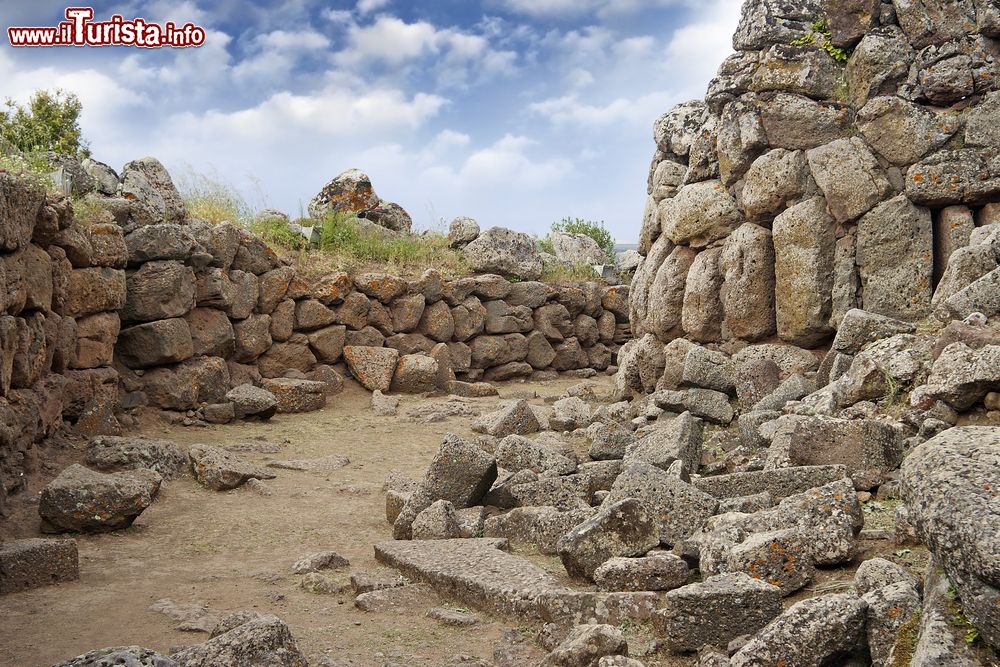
[[0, 0, 743, 241]]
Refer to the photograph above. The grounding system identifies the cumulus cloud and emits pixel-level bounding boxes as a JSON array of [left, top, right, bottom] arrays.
[[356, 0, 392, 14], [529, 91, 673, 128], [499, 0, 690, 19]]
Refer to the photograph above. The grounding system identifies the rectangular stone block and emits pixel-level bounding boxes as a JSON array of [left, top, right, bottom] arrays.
[[0, 538, 79, 594]]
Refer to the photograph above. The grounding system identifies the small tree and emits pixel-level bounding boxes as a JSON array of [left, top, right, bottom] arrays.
[[0, 89, 90, 158], [551, 217, 616, 262]]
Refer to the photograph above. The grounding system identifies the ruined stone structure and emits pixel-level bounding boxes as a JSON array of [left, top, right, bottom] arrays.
[[629, 0, 999, 358]]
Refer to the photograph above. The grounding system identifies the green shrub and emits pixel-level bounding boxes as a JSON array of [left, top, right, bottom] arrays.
[[0, 150, 57, 193], [544, 217, 616, 262], [0, 89, 89, 158], [250, 216, 307, 250]]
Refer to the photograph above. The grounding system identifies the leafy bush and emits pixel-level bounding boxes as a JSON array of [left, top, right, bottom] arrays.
[[0, 89, 89, 157], [540, 217, 616, 262], [0, 149, 57, 192]]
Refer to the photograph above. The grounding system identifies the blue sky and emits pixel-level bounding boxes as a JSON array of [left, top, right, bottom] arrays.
[[0, 0, 742, 241]]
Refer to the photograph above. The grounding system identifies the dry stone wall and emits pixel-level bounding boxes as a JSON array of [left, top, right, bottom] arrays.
[[0, 174, 127, 513], [630, 0, 1000, 366], [0, 160, 630, 512]]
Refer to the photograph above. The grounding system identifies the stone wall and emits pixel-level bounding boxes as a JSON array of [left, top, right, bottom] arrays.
[[0, 174, 127, 512], [113, 219, 631, 411], [629, 0, 1000, 370], [0, 162, 631, 510]]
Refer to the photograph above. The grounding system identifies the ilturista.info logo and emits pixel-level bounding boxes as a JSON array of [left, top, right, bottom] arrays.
[[7, 7, 206, 48]]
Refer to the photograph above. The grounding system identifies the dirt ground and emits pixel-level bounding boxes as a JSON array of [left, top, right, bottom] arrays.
[[0, 376, 617, 667], [0, 374, 958, 667]]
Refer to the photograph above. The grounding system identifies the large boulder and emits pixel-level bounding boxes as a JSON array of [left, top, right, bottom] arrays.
[[463, 227, 543, 280], [118, 157, 186, 227], [901, 426, 1000, 651], [731, 594, 868, 665], [556, 497, 660, 581], [732, 0, 822, 50], [653, 572, 782, 654], [170, 613, 308, 667], [660, 181, 742, 248], [122, 261, 196, 323], [307, 168, 378, 219], [856, 195, 934, 321], [605, 461, 718, 546], [39, 464, 161, 533], [343, 346, 399, 392], [116, 318, 194, 369], [392, 435, 496, 536], [806, 137, 891, 223], [552, 232, 606, 265], [772, 197, 836, 347]]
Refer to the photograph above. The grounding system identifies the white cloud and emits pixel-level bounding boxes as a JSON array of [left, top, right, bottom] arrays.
[[168, 87, 447, 141], [500, 0, 689, 19], [661, 0, 742, 98], [529, 91, 672, 128], [357, 0, 392, 14], [232, 29, 331, 84], [334, 16, 518, 86]]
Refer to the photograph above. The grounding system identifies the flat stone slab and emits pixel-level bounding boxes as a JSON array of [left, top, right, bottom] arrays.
[[535, 590, 665, 626], [0, 538, 79, 595], [266, 455, 350, 472], [693, 465, 848, 499], [373, 538, 564, 618]]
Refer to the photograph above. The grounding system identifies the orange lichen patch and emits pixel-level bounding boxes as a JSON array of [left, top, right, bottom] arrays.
[[913, 172, 924, 182], [888, 607, 902, 619]]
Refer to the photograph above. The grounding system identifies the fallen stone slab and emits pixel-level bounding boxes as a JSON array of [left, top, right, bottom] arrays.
[[189, 446, 275, 491], [730, 594, 868, 666], [266, 454, 350, 472], [767, 416, 903, 490], [651, 388, 734, 424], [697, 479, 863, 576], [225, 384, 278, 420], [350, 570, 407, 595], [483, 506, 595, 554], [343, 345, 399, 392], [355, 582, 440, 612], [506, 475, 592, 511], [39, 464, 162, 533], [536, 590, 664, 627], [0, 538, 79, 594], [374, 538, 564, 618], [624, 411, 702, 475], [853, 557, 920, 598], [496, 435, 577, 475], [692, 465, 849, 499], [652, 572, 782, 654], [150, 598, 220, 633], [427, 606, 479, 626], [593, 554, 689, 592], [85, 436, 188, 479], [723, 528, 814, 595], [862, 581, 921, 667], [912, 567, 983, 665], [557, 498, 660, 581]]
